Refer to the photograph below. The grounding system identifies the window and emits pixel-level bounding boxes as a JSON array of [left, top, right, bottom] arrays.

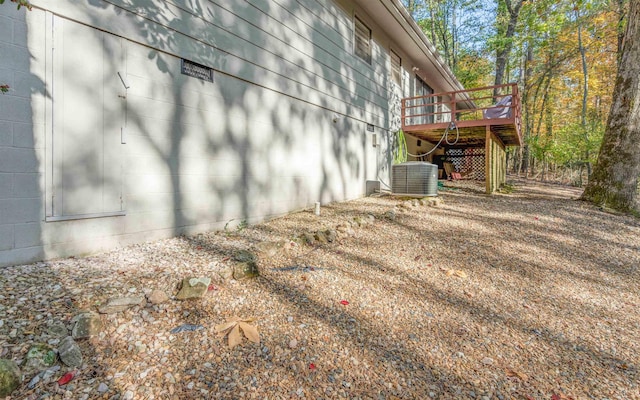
[[390, 50, 401, 85], [354, 17, 371, 64], [415, 76, 434, 124]]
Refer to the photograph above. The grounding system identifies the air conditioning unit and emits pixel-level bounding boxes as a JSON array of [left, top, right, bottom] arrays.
[[391, 162, 438, 197]]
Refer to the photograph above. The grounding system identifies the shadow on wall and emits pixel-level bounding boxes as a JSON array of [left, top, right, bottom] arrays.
[[78, 0, 375, 241], [0, 4, 45, 265]]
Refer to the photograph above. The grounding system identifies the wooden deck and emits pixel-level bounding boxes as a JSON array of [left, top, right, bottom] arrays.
[[401, 83, 522, 148]]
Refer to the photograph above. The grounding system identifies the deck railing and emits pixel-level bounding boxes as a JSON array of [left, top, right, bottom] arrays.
[[401, 83, 522, 143]]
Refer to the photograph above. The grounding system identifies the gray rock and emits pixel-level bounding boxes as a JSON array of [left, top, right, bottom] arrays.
[[98, 297, 145, 314], [0, 359, 21, 397], [147, 289, 169, 305], [234, 250, 257, 263], [175, 278, 210, 300], [58, 337, 82, 368], [302, 232, 316, 245], [217, 266, 234, 281], [325, 229, 337, 243], [336, 224, 349, 233], [481, 357, 494, 366], [254, 241, 282, 258], [367, 214, 376, 223], [47, 320, 69, 338], [385, 209, 397, 220], [314, 231, 328, 244], [71, 312, 102, 339], [233, 261, 259, 280], [24, 344, 56, 372], [97, 382, 109, 393]]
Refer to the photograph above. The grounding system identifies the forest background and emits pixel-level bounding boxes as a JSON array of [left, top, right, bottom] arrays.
[[403, 0, 627, 186]]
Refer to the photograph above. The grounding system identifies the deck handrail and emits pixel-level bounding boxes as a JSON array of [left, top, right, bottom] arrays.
[[401, 83, 522, 146]]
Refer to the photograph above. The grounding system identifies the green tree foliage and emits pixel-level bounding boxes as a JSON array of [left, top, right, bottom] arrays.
[[0, 0, 31, 10]]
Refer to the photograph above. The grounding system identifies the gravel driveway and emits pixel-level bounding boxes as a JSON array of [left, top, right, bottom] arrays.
[[1, 178, 639, 399]]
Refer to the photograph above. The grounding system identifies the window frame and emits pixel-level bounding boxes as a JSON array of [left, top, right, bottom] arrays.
[[354, 16, 372, 64], [390, 49, 401, 85]]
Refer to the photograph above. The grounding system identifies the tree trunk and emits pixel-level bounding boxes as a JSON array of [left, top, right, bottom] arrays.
[[581, 0, 640, 213], [494, 0, 524, 97], [617, 0, 627, 66], [577, 8, 592, 179]]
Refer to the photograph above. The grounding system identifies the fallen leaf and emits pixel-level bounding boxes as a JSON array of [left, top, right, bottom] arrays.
[[340, 300, 349, 305], [309, 363, 316, 370], [208, 284, 218, 291], [454, 270, 468, 278], [414, 255, 422, 261], [238, 322, 260, 343], [551, 393, 573, 400], [215, 316, 260, 349], [505, 368, 528, 381], [227, 324, 242, 349], [215, 321, 237, 335], [57, 370, 77, 385]]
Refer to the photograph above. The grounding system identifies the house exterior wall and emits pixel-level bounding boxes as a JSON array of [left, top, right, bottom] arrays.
[[0, 0, 450, 267]]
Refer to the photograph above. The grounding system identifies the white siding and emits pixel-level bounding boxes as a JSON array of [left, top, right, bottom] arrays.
[[0, 0, 439, 266]]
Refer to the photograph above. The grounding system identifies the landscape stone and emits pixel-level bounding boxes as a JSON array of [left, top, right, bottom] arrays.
[[302, 233, 316, 245], [325, 229, 337, 242], [58, 336, 83, 368], [385, 209, 397, 220], [24, 344, 56, 372], [336, 224, 349, 233], [0, 359, 21, 397], [315, 231, 328, 244], [233, 261, 259, 280], [47, 320, 69, 338], [255, 241, 281, 258], [234, 250, 257, 263], [98, 297, 145, 314], [71, 312, 102, 339], [176, 277, 210, 300], [147, 289, 169, 305], [217, 266, 234, 281]]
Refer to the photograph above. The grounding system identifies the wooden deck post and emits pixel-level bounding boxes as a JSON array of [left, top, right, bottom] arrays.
[[485, 125, 491, 194]]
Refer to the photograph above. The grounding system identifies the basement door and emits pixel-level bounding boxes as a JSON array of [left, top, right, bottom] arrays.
[[49, 16, 126, 220]]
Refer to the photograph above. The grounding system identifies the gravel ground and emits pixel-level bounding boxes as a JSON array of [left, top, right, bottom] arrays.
[[1, 178, 639, 400]]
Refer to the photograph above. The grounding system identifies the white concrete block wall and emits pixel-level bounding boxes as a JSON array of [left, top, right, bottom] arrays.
[[0, 6, 46, 266], [0, 0, 427, 267]]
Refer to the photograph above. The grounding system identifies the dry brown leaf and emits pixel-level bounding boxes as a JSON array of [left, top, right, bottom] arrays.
[[454, 270, 468, 278], [238, 321, 260, 343], [216, 316, 260, 349], [215, 321, 237, 335], [505, 368, 528, 381], [228, 324, 242, 349], [446, 269, 454, 276]]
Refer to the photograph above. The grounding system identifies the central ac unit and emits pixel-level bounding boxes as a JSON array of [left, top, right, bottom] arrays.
[[391, 162, 438, 197]]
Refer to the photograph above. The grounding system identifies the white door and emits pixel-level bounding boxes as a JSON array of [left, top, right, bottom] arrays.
[[51, 16, 125, 218]]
